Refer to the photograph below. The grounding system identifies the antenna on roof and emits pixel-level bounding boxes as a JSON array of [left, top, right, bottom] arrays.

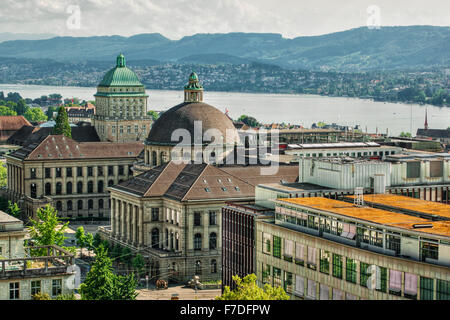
[[354, 187, 364, 207]]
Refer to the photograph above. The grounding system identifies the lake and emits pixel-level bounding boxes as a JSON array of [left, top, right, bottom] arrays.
[[1, 84, 449, 136]]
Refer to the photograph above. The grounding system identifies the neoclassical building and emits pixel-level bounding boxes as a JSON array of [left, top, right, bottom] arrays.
[[99, 161, 299, 283], [141, 72, 241, 170], [93, 54, 152, 142]]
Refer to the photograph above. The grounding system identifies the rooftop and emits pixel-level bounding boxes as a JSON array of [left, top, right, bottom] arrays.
[[276, 197, 450, 238], [0, 210, 21, 224], [345, 194, 450, 220], [286, 142, 381, 149]]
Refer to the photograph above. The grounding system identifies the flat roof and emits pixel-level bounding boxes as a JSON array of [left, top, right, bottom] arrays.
[[345, 194, 450, 220], [258, 182, 329, 193], [276, 197, 450, 238]]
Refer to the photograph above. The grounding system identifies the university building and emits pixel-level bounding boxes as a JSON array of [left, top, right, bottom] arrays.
[[4, 135, 142, 220], [0, 210, 75, 300]]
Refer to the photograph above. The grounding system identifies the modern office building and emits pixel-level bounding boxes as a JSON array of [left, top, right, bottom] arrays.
[[255, 196, 450, 300]]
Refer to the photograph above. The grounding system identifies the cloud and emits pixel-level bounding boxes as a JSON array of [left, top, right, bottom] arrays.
[[0, 0, 448, 39]]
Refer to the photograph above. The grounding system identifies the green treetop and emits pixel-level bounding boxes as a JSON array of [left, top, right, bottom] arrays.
[[0, 165, 6, 188], [52, 106, 72, 138], [24, 107, 48, 122], [216, 274, 290, 300], [0, 105, 17, 116]]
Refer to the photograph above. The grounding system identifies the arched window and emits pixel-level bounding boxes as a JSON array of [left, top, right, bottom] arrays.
[[98, 180, 104, 193], [56, 201, 62, 211], [88, 199, 93, 209], [67, 200, 73, 211], [175, 232, 179, 251], [165, 229, 169, 248], [98, 199, 104, 209], [211, 259, 217, 274], [195, 260, 202, 275], [152, 151, 157, 166], [66, 182, 72, 195], [30, 183, 37, 198], [151, 228, 159, 249], [87, 181, 93, 193], [194, 233, 202, 251], [56, 182, 62, 195], [77, 200, 83, 210], [209, 232, 217, 250], [45, 183, 51, 196], [108, 180, 114, 187], [77, 181, 83, 194], [170, 232, 174, 251]]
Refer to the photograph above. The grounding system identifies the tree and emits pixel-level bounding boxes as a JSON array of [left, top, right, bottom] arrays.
[[46, 106, 58, 119], [84, 232, 94, 257], [24, 107, 48, 122], [121, 247, 132, 265], [14, 99, 29, 115], [132, 254, 146, 277], [27, 204, 73, 256], [0, 165, 7, 188], [6, 201, 20, 218], [400, 132, 412, 138], [93, 233, 102, 248], [79, 245, 137, 300], [216, 274, 289, 300], [238, 115, 260, 128], [52, 106, 72, 138], [75, 226, 86, 258], [147, 110, 160, 121], [0, 105, 17, 116]]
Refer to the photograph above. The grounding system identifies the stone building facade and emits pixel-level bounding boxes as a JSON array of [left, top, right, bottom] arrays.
[[93, 54, 152, 143], [5, 135, 143, 220]]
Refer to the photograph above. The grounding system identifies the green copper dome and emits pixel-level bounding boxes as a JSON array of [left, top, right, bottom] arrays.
[[98, 54, 143, 87], [184, 71, 203, 90]]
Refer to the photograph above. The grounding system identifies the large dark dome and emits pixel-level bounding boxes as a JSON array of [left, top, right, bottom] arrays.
[[146, 102, 240, 146]]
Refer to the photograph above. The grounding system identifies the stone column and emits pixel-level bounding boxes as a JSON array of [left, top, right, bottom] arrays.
[[111, 198, 116, 236], [187, 211, 193, 251], [138, 206, 144, 246], [122, 202, 127, 242], [134, 205, 138, 245], [128, 203, 133, 244], [202, 211, 208, 251]]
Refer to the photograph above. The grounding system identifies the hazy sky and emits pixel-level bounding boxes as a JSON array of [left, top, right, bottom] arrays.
[[1, 0, 449, 39]]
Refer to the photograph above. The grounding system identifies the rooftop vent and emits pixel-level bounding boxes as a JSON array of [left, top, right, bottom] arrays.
[[412, 224, 433, 229]]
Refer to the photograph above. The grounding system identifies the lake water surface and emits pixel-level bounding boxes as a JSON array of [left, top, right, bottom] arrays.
[[1, 84, 449, 136]]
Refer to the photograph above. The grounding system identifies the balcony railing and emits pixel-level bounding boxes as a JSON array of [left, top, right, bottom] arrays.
[[0, 245, 75, 279]]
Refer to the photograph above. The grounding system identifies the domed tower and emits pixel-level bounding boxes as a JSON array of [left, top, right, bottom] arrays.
[[143, 72, 241, 168], [93, 54, 152, 142]]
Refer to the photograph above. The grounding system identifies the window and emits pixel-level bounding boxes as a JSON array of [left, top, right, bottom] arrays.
[[56, 201, 62, 211], [389, 270, 402, 296], [77, 181, 83, 194], [194, 233, 202, 250], [112, 125, 116, 133], [376, 267, 387, 293], [209, 211, 217, 225], [346, 258, 357, 284], [66, 182, 72, 195], [273, 267, 281, 288], [120, 126, 123, 133], [56, 167, 62, 178], [404, 273, 418, 299], [307, 247, 317, 270], [151, 228, 159, 248], [52, 279, 62, 297], [307, 279, 316, 300], [295, 243, 305, 266], [98, 199, 104, 209], [194, 212, 201, 226], [420, 241, 439, 261], [211, 259, 217, 274], [77, 200, 83, 210], [118, 165, 124, 175], [283, 239, 293, 262], [332, 288, 343, 300], [9, 282, 19, 300], [320, 284, 329, 300], [436, 279, 450, 300], [45, 168, 51, 178], [66, 167, 72, 177], [386, 234, 401, 255], [67, 200, 73, 211], [151, 208, 159, 221], [420, 277, 434, 300], [332, 254, 343, 279], [294, 275, 305, 297], [273, 236, 281, 259], [87, 167, 93, 177], [98, 166, 104, 176], [263, 233, 271, 254], [319, 250, 330, 274], [55, 182, 62, 195], [30, 183, 37, 198], [31, 280, 41, 296], [127, 125, 131, 133], [87, 181, 93, 193], [195, 261, 202, 275], [406, 161, 420, 178], [77, 167, 83, 177], [108, 166, 114, 175], [30, 168, 36, 179], [209, 233, 217, 250], [284, 271, 293, 293], [98, 180, 104, 193], [262, 264, 271, 284], [45, 183, 51, 196], [360, 262, 370, 288], [134, 125, 139, 133], [88, 199, 93, 210]]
